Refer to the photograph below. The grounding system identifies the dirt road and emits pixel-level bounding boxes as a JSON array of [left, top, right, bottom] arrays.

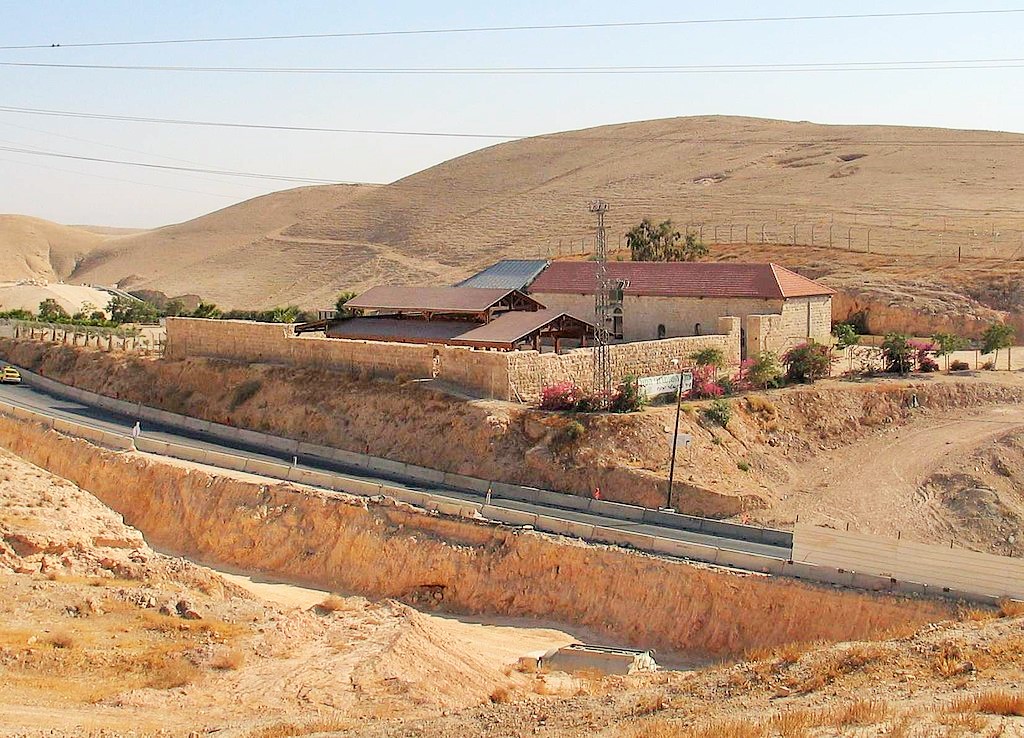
[[764, 403, 1024, 540]]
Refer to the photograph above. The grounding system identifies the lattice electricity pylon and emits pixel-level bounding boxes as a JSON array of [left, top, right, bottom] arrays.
[[589, 199, 613, 402]]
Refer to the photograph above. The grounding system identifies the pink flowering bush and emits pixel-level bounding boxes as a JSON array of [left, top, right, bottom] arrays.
[[690, 364, 724, 398], [540, 382, 582, 411]]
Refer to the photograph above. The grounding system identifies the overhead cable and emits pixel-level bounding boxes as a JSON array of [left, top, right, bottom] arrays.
[[1, 9, 1021, 50]]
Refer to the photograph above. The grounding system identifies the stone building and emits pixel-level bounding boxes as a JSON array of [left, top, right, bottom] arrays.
[[524, 261, 834, 358]]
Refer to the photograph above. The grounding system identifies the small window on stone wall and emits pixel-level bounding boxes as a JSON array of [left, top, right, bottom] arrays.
[[657, 324, 666, 340], [694, 323, 702, 336]]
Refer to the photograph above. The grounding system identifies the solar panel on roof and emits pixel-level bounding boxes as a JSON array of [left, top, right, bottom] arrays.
[[455, 259, 551, 290]]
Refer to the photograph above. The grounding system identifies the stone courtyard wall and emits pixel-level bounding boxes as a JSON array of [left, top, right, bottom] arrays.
[[165, 317, 740, 403], [506, 317, 741, 401]]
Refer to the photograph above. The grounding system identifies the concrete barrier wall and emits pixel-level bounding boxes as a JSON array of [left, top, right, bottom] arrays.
[[12, 365, 795, 550], [793, 523, 1024, 601]]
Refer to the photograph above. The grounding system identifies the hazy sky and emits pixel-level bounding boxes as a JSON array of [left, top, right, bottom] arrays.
[[1, 1, 1022, 227]]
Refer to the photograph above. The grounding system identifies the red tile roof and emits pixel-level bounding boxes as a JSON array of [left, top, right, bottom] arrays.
[[528, 261, 833, 300]]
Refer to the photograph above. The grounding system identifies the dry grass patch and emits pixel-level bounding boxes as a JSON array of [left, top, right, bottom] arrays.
[[782, 643, 889, 694], [489, 686, 512, 703], [46, 630, 76, 649], [210, 647, 246, 671], [949, 690, 1024, 716], [822, 699, 891, 726], [244, 719, 352, 738], [998, 598, 1024, 617], [143, 656, 200, 690]]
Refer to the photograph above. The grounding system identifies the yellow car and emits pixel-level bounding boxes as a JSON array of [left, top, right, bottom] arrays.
[[1, 366, 21, 384]]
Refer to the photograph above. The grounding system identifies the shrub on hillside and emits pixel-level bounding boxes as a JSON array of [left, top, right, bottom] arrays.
[[539, 378, 645, 413], [609, 375, 646, 413], [229, 379, 262, 409], [919, 356, 939, 372], [950, 359, 970, 371], [782, 342, 834, 383], [703, 398, 732, 427]]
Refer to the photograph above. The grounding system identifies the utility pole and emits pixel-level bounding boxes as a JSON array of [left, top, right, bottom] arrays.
[[590, 200, 613, 401]]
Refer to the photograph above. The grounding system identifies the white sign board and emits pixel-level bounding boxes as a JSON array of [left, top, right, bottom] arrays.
[[668, 433, 693, 451], [639, 372, 692, 399]]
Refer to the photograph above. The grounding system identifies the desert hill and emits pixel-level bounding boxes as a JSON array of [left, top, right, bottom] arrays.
[[50, 115, 1024, 314], [71, 183, 378, 305], [0, 215, 120, 283]]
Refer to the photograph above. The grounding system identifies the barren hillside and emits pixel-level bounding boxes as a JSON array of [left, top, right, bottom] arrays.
[[66, 115, 1024, 311], [71, 183, 378, 302], [0, 215, 116, 283]]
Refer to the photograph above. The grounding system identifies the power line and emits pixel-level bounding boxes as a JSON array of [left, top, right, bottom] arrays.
[[2, 105, 1024, 147], [3, 58, 1024, 74], [0, 155, 245, 199], [1, 9, 1021, 50], [0, 144, 344, 184], [0, 120, 267, 194]]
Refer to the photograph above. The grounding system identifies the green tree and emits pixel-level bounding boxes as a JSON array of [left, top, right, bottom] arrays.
[[191, 302, 221, 319], [981, 321, 1015, 370], [748, 351, 783, 389], [625, 219, 707, 262], [932, 332, 967, 371], [782, 341, 834, 383], [0, 308, 33, 320], [691, 347, 725, 369], [691, 347, 725, 380], [881, 333, 914, 375], [162, 299, 187, 317], [107, 296, 159, 324], [832, 322, 860, 350], [335, 291, 358, 317], [38, 299, 69, 322], [263, 306, 300, 323]]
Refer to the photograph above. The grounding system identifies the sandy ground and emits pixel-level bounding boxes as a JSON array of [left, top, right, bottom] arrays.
[[0, 445, 582, 737], [2, 405, 1024, 736], [770, 403, 1024, 536]]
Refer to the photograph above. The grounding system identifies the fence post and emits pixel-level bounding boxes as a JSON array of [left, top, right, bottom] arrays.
[[829, 225, 833, 248], [867, 229, 871, 254], [745, 224, 749, 243], [792, 224, 797, 246], [811, 224, 816, 246], [729, 224, 734, 243], [761, 224, 766, 244], [848, 228, 853, 250], [699, 224, 704, 241]]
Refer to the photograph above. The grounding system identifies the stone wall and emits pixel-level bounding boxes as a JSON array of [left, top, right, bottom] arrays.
[[532, 292, 780, 342], [165, 317, 740, 403], [507, 317, 741, 401], [746, 296, 832, 356]]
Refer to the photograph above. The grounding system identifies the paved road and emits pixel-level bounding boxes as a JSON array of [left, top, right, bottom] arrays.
[[0, 381, 790, 560]]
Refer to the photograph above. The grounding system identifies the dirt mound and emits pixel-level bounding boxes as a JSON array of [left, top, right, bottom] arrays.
[[0, 438, 578, 736]]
